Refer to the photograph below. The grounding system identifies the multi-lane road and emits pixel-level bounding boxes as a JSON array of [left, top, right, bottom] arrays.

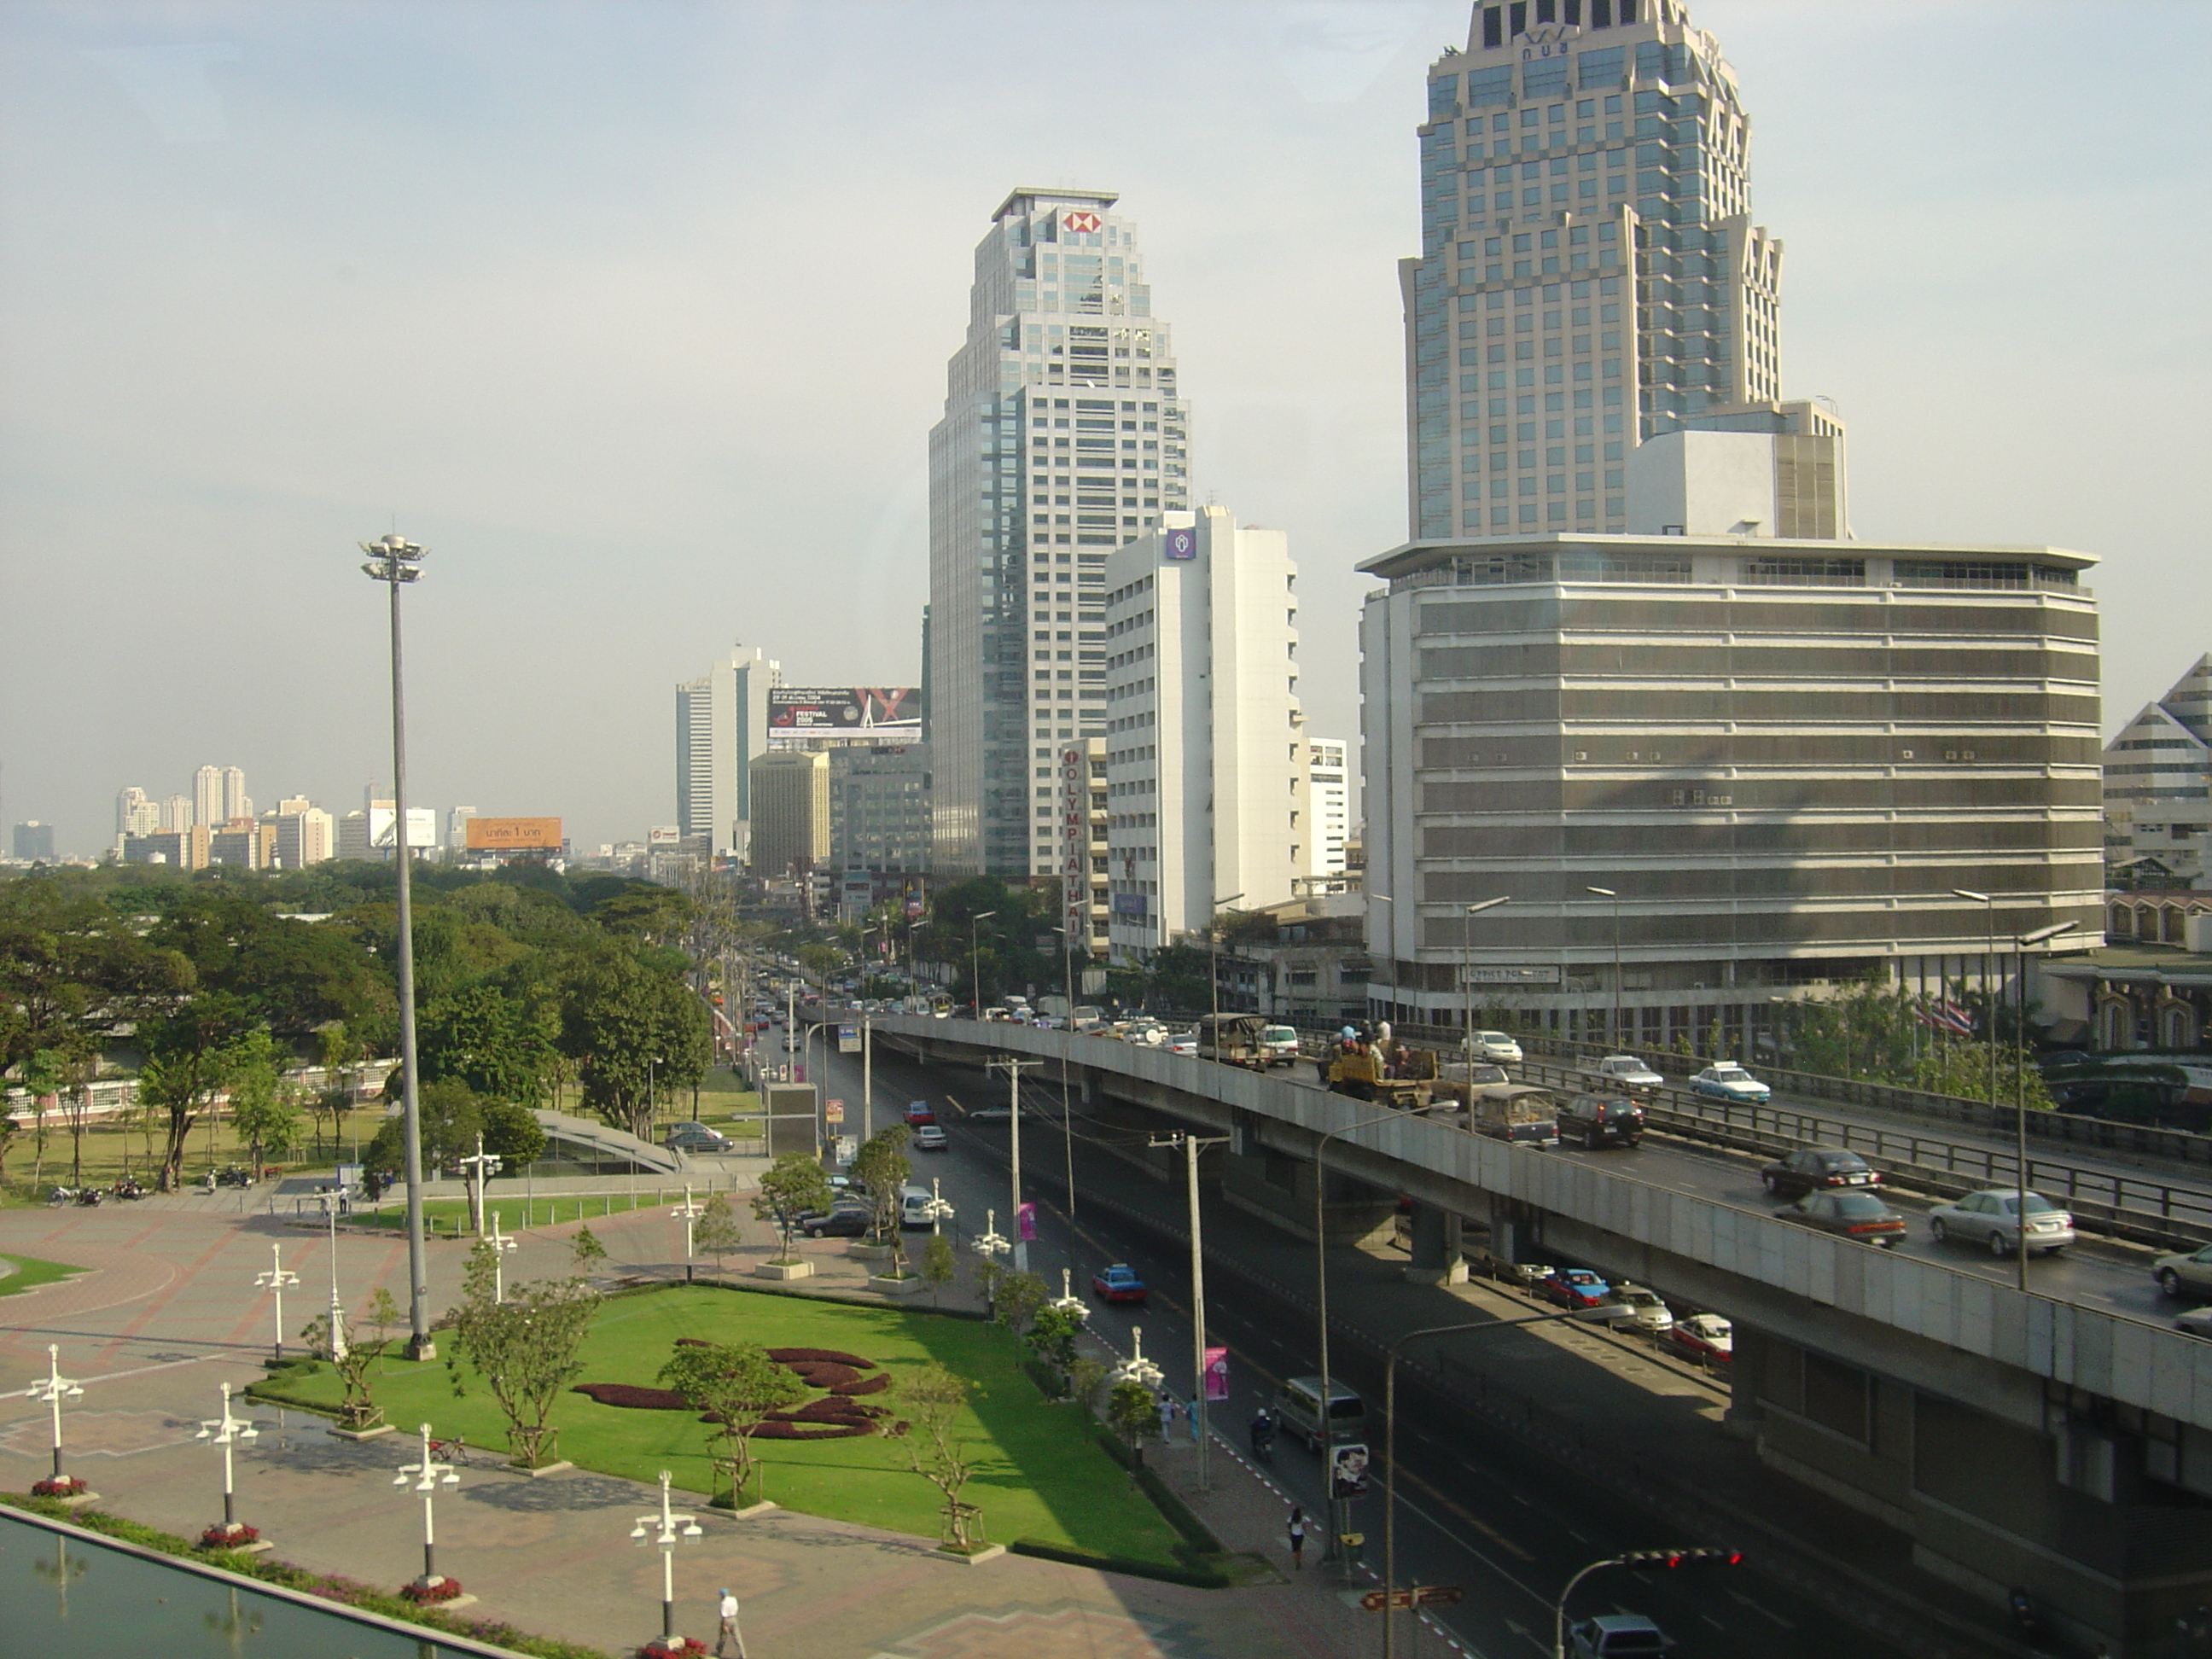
[[763, 1018, 1907, 1659]]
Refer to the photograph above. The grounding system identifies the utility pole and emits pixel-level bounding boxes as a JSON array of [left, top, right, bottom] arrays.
[[1150, 1129, 1228, 1492], [987, 1057, 1045, 1272]]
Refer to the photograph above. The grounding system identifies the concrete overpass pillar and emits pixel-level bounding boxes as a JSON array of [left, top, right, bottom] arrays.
[[1405, 1203, 1467, 1286]]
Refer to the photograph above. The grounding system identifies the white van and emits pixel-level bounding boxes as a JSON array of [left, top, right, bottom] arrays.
[[1272, 1375, 1365, 1452], [899, 1185, 947, 1230]]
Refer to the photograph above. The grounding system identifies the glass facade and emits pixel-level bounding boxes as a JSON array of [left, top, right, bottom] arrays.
[[1410, 0, 1778, 539]]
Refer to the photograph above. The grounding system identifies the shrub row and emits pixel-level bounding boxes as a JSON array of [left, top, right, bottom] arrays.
[[1008, 1535, 1231, 1589]]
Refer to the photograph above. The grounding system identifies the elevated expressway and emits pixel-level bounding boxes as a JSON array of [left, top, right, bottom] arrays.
[[875, 1012, 2212, 1656]]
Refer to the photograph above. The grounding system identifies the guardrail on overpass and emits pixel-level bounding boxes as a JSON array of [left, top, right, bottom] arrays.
[[876, 1011, 2212, 1441]]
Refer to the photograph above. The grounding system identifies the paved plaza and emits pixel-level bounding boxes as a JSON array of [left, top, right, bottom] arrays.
[[0, 1194, 1421, 1659]]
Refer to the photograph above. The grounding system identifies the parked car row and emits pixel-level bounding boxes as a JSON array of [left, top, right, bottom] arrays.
[[1494, 1255, 1733, 1366]]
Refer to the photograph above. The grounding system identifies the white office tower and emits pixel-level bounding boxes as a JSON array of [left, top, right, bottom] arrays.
[[115, 787, 159, 838], [221, 766, 249, 824], [160, 794, 192, 833], [268, 804, 334, 868], [193, 765, 222, 830], [1308, 740, 1352, 877], [1103, 508, 1304, 958], [1408, 0, 1808, 541], [447, 806, 478, 851], [2104, 655, 2212, 887], [927, 187, 1190, 878], [676, 644, 780, 859]]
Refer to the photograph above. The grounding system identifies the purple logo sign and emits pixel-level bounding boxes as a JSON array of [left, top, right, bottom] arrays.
[[1163, 527, 1196, 562]]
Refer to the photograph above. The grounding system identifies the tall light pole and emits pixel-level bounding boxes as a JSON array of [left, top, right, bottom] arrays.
[[360, 531, 434, 1361], [481, 1211, 517, 1302], [2012, 921, 2079, 1292], [671, 1185, 705, 1284], [1150, 1131, 1227, 1492], [988, 1056, 1043, 1272], [1586, 886, 1621, 1050], [318, 1185, 350, 1363], [1052, 925, 1081, 1237], [391, 1421, 460, 1593], [195, 1380, 259, 1537], [629, 1469, 702, 1647], [1368, 894, 1394, 1028], [1461, 897, 1511, 1065], [1953, 888, 1999, 1109], [969, 910, 998, 1016], [1208, 894, 1246, 1039], [253, 1243, 300, 1362], [26, 1343, 84, 1486]]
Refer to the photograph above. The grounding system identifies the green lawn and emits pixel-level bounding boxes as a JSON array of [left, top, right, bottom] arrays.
[[0, 1252, 87, 1297], [251, 1284, 1181, 1564]]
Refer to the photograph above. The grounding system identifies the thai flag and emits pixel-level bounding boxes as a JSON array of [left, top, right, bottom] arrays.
[[1916, 1001, 1976, 1038]]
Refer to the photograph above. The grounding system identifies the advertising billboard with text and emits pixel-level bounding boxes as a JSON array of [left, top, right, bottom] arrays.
[[464, 816, 564, 851], [767, 687, 920, 731]]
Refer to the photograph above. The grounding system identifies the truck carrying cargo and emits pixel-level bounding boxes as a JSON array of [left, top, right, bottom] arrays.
[[1196, 1013, 1273, 1069], [1326, 1042, 1437, 1109], [1470, 1083, 1557, 1146]]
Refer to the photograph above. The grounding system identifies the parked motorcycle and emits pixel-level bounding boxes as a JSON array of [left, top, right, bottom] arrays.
[[215, 1164, 253, 1189], [111, 1176, 148, 1201], [46, 1185, 77, 1207], [73, 1185, 104, 1207]]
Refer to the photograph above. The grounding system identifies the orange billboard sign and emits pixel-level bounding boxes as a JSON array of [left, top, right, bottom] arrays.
[[465, 816, 563, 851]]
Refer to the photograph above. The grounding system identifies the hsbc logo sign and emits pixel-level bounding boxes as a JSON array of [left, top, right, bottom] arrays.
[[1062, 210, 1101, 234]]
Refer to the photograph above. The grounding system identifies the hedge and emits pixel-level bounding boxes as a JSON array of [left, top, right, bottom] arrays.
[[1008, 1535, 1231, 1588]]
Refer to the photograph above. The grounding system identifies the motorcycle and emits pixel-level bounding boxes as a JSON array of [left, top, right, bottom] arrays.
[[1249, 1413, 1277, 1464], [46, 1185, 77, 1208], [73, 1185, 104, 1207], [112, 1176, 148, 1201], [216, 1164, 253, 1189]]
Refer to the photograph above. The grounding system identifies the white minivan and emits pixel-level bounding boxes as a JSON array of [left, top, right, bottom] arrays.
[[899, 1185, 948, 1230]]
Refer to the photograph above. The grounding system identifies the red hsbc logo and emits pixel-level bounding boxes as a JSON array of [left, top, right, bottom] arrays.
[[1063, 211, 1100, 234]]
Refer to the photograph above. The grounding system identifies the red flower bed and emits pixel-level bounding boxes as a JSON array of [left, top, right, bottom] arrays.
[[783, 1359, 861, 1390], [765, 1347, 874, 1369], [401, 1575, 467, 1604], [637, 1639, 709, 1658], [572, 1383, 688, 1411], [833, 1373, 888, 1397], [749, 1420, 873, 1440], [200, 1522, 259, 1549], [32, 1476, 88, 1498]]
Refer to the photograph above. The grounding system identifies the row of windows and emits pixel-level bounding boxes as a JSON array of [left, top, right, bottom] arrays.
[[1406, 904, 2093, 952], [1413, 776, 2102, 812], [1416, 643, 2099, 683], [1414, 597, 2099, 641], [1420, 820, 2104, 859], [1417, 733, 2098, 768], [1420, 864, 2096, 905]]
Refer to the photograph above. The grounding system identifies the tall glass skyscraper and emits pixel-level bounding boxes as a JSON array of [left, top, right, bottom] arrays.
[[928, 188, 1189, 881], [1406, 0, 1781, 539]]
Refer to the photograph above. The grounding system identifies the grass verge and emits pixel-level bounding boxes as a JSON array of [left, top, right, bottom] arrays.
[[0, 1252, 88, 1297], [2, 1493, 606, 1659], [250, 1282, 1185, 1567]]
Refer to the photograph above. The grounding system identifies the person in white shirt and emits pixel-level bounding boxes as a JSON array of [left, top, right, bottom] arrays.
[[716, 1587, 746, 1657]]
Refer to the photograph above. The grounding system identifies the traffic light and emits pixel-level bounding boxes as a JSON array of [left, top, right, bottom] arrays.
[[1622, 1547, 1743, 1570]]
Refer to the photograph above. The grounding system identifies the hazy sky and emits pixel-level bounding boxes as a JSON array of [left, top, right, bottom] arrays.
[[4, 2, 2207, 855]]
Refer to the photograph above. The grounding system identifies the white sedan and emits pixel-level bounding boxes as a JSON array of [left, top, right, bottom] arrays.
[[1466, 1029, 1523, 1064], [1927, 1189, 2075, 1257], [1690, 1063, 1772, 1103]]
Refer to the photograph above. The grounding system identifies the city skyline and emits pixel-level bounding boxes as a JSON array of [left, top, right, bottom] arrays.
[[2, 3, 2205, 852]]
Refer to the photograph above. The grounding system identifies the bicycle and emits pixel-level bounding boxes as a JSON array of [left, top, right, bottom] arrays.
[[428, 1434, 470, 1467]]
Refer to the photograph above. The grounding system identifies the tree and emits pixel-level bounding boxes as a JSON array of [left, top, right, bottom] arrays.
[[970, 1255, 1004, 1318], [693, 1192, 743, 1275], [918, 1233, 957, 1307], [571, 1224, 608, 1275], [1106, 1378, 1159, 1476], [557, 947, 710, 1142], [1066, 1354, 1109, 1418], [897, 1363, 986, 1551], [300, 1287, 401, 1432], [1026, 1303, 1085, 1379], [313, 1022, 358, 1160], [444, 1257, 599, 1470], [418, 982, 560, 1109], [656, 1342, 806, 1507], [852, 1126, 912, 1260], [20, 1047, 63, 1191], [226, 1031, 304, 1173], [137, 992, 259, 1191], [480, 1097, 547, 1170], [364, 1078, 484, 1175], [751, 1153, 834, 1262], [992, 1268, 1049, 1348]]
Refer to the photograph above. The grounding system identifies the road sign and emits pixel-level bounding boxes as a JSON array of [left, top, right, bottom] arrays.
[[1360, 1586, 1464, 1612], [824, 1099, 845, 1124]]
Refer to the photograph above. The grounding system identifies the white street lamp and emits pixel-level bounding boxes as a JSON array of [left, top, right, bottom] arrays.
[[1049, 1267, 1088, 1321], [919, 1178, 955, 1236], [24, 1343, 84, 1486], [481, 1212, 518, 1303], [455, 1133, 503, 1237], [972, 1208, 1010, 1260], [671, 1185, 705, 1284], [253, 1243, 300, 1362], [391, 1420, 461, 1592], [317, 1185, 352, 1362], [629, 1468, 703, 1648], [195, 1380, 259, 1539], [1111, 1325, 1163, 1392]]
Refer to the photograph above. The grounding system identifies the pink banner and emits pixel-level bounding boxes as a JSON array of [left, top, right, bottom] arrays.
[[1016, 1202, 1037, 1242], [1203, 1346, 1230, 1402]]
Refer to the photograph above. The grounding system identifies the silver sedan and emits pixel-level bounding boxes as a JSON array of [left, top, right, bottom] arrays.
[[1926, 1189, 2075, 1257]]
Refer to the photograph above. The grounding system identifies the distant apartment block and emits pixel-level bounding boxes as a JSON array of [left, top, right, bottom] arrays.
[[678, 644, 779, 861], [830, 745, 932, 876], [1308, 739, 1351, 878], [2105, 654, 2212, 888], [748, 748, 830, 877], [11, 822, 55, 861]]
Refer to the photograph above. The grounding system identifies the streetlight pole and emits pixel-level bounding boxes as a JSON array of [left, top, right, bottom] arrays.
[[359, 531, 434, 1361], [1369, 893, 1394, 1028], [1313, 1104, 1417, 1569], [319, 1185, 350, 1362], [1460, 897, 1510, 1064], [1208, 894, 1246, 1040], [629, 1469, 702, 1647], [482, 1211, 517, 1301], [253, 1243, 300, 1362], [988, 1056, 1043, 1272], [1382, 1309, 1627, 1658], [970, 910, 998, 1016], [1052, 925, 1081, 1241], [671, 1185, 704, 1284], [1953, 888, 1998, 1109], [2012, 921, 2078, 1293], [391, 1421, 460, 1592], [26, 1343, 84, 1485], [195, 1380, 259, 1537], [1586, 887, 1621, 1050], [1150, 1131, 1227, 1492]]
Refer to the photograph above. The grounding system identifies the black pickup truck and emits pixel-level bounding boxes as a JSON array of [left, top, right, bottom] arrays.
[[1556, 1092, 1645, 1150]]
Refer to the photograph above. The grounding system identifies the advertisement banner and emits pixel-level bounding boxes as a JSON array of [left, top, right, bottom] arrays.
[[1164, 526, 1197, 562], [1330, 1441, 1371, 1500], [464, 816, 563, 851], [837, 1024, 862, 1054], [1202, 1346, 1230, 1402], [766, 687, 920, 731], [1016, 1202, 1037, 1243]]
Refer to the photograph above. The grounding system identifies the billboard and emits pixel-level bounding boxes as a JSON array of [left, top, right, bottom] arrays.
[[464, 816, 563, 851], [767, 687, 920, 731]]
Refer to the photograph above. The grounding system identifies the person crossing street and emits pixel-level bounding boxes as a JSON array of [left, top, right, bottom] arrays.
[[715, 1587, 747, 1657]]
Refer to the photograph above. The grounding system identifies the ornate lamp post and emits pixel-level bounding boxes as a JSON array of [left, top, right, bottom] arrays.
[[455, 1134, 502, 1237], [1111, 1326, 1163, 1392], [629, 1468, 703, 1650], [671, 1185, 705, 1284], [481, 1212, 518, 1303], [25, 1343, 84, 1489], [359, 530, 434, 1360], [391, 1421, 461, 1595], [195, 1380, 259, 1541], [317, 1185, 350, 1362], [253, 1243, 300, 1362], [918, 1179, 954, 1236]]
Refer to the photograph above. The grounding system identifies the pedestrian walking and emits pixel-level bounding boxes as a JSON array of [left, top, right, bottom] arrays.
[[1158, 1394, 1176, 1440], [715, 1587, 747, 1658], [1287, 1506, 1307, 1571]]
